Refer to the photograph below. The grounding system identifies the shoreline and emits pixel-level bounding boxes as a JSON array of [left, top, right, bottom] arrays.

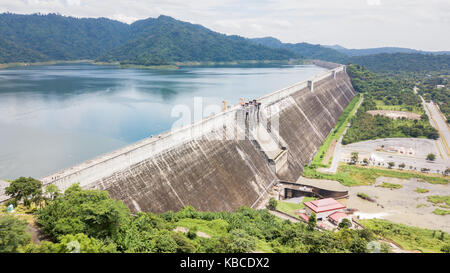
[[0, 59, 305, 70]]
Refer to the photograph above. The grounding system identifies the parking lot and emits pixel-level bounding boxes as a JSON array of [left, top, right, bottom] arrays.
[[340, 138, 449, 174]]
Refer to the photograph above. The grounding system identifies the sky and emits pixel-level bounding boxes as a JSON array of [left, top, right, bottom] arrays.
[[0, 0, 449, 51]]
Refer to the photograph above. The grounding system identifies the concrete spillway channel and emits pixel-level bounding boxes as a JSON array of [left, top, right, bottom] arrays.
[[0, 66, 356, 213]]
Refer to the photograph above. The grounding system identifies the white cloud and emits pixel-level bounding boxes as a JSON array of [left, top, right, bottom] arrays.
[[0, 0, 448, 51]]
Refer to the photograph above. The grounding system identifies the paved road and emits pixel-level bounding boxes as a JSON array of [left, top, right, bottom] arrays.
[[320, 96, 364, 173], [420, 95, 450, 160]]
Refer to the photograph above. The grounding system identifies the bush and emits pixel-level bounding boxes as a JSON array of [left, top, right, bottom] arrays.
[[0, 215, 31, 253], [267, 198, 277, 210], [37, 184, 130, 239]]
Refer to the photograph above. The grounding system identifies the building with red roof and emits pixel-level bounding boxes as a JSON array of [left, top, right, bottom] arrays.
[[304, 198, 346, 220], [328, 211, 349, 225]]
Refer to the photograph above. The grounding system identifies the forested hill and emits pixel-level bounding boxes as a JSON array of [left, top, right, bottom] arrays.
[[1, 13, 449, 71], [0, 13, 296, 65], [0, 13, 130, 62], [250, 37, 348, 64], [348, 53, 450, 73], [251, 37, 450, 73], [324, 45, 450, 57], [98, 15, 297, 65]]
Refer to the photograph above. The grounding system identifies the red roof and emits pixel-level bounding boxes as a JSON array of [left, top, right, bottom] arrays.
[[328, 211, 348, 223], [304, 198, 346, 213], [298, 213, 309, 222]]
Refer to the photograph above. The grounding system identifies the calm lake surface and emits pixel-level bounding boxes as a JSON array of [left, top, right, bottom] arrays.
[[0, 63, 326, 179]]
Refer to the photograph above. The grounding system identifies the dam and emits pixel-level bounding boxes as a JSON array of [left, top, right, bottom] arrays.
[[0, 65, 356, 213]]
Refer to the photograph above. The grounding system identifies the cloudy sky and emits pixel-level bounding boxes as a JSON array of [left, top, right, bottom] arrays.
[[1, 0, 449, 51]]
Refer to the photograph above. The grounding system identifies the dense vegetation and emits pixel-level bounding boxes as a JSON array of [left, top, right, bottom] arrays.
[[0, 181, 383, 253], [349, 53, 450, 73], [342, 65, 438, 144], [2, 13, 449, 70], [0, 13, 130, 62], [100, 16, 297, 65], [250, 37, 348, 63], [361, 219, 450, 253], [417, 76, 449, 123], [0, 13, 296, 66], [250, 37, 450, 73], [325, 44, 450, 57]]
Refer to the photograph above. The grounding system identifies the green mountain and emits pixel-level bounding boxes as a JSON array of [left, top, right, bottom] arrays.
[[0, 13, 296, 65], [0, 37, 47, 63], [250, 37, 348, 63], [98, 16, 297, 65], [250, 37, 450, 73], [324, 45, 450, 56], [1, 13, 448, 72], [0, 13, 130, 61], [348, 53, 450, 73]]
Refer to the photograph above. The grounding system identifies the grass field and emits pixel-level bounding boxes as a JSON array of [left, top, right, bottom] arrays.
[[175, 218, 229, 237], [433, 209, 450, 216], [304, 163, 449, 187], [376, 182, 403, 189], [427, 195, 450, 208], [275, 197, 316, 218], [373, 99, 424, 114], [415, 188, 430, 193], [313, 94, 362, 167], [360, 219, 450, 253]]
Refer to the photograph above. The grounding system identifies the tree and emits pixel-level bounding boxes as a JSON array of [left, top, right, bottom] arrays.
[[350, 152, 359, 164], [172, 233, 197, 253], [226, 229, 256, 253], [5, 177, 43, 207], [307, 212, 317, 231], [441, 244, 450, 253], [267, 198, 277, 210], [350, 237, 368, 253], [0, 215, 31, 253], [426, 153, 436, 161], [152, 231, 178, 253], [362, 158, 369, 166], [445, 168, 450, 176], [37, 184, 130, 240], [388, 162, 395, 169], [20, 233, 116, 253], [338, 218, 352, 229], [399, 163, 406, 169], [44, 184, 60, 201]]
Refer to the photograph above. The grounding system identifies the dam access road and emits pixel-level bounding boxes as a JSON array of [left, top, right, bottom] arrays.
[[0, 66, 356, 214]]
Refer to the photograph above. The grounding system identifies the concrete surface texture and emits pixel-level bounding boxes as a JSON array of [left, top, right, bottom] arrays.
[[0, 66, 356, 213]]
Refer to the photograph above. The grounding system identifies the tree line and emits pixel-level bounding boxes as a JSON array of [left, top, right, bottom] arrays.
[[1, 177, 381, 253]]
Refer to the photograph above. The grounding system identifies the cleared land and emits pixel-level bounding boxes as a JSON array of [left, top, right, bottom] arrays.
[[340, 138, 448, 174], [346, 176, 450, 232], [366, 110, 421, 120]]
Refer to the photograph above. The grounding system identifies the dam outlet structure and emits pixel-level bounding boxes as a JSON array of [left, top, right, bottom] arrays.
[[0, 65, 356, 213]]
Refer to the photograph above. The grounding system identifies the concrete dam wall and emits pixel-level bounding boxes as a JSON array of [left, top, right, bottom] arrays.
[[0, 66, 356, 213]]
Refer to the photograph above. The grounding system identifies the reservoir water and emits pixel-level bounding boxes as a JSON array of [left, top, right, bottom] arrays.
[[0, 63, 326, 179]]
